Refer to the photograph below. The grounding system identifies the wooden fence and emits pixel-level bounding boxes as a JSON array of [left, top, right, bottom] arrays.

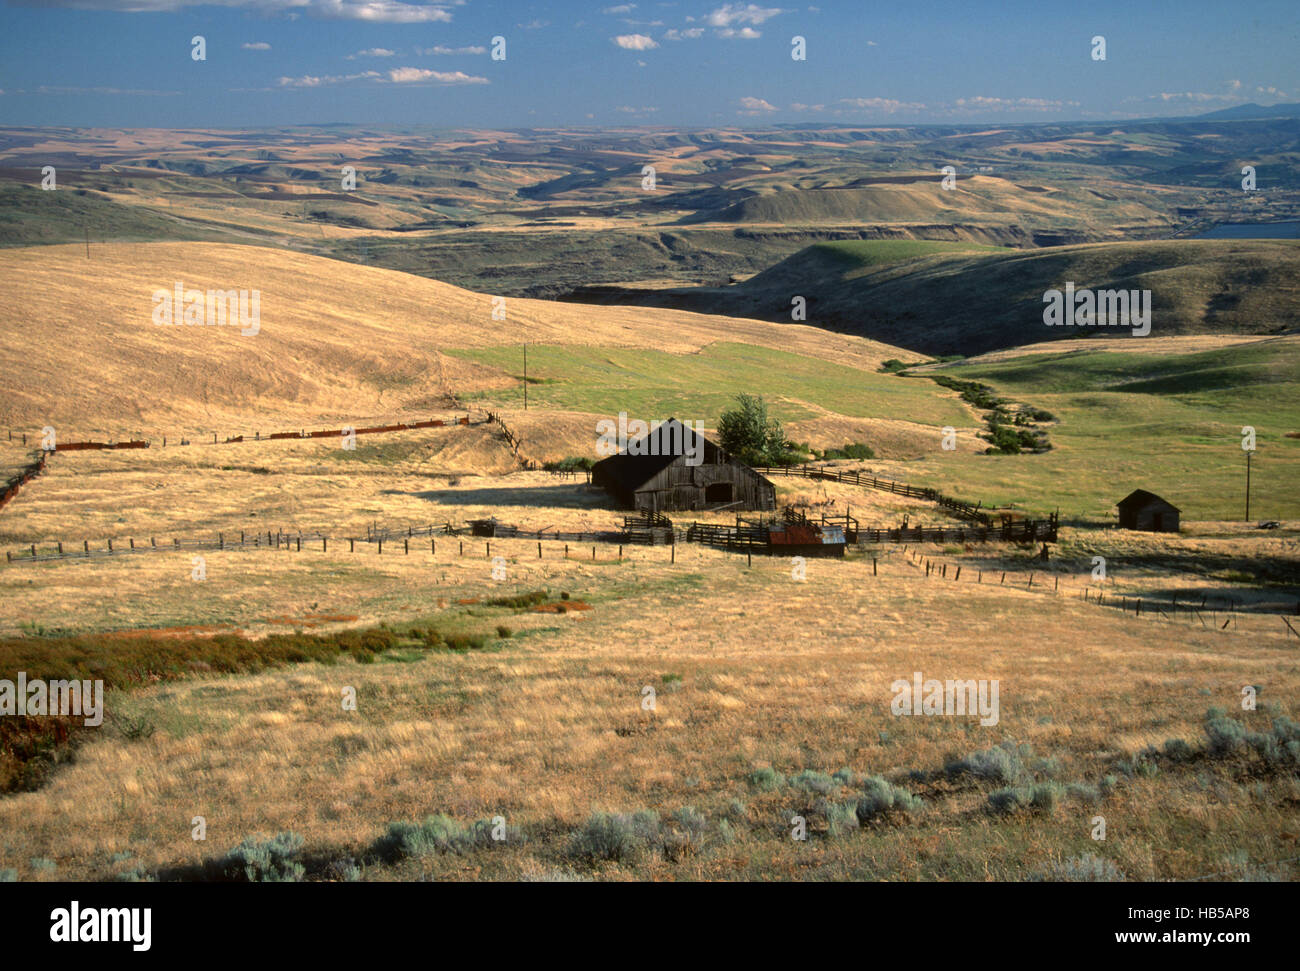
[[751, 464, 995, 524], [6, 415, 483, 454], [0, 451, 49, 512]]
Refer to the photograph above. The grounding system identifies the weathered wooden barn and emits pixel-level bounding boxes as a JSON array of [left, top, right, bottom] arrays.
[[1116, 489, 1180, 532], [592, 418, 776, 514]]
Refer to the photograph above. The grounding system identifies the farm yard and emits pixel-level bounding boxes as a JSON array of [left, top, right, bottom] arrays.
[[0, 241, 1297, 884], [1, 396, 1298, 883]]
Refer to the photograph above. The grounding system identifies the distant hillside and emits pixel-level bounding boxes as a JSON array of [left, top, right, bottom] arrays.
[[678, 177, 1174, 245], [566, 238, 1300, 356], [0, 242, 910, 433], [1195, 102, 1300, 121]]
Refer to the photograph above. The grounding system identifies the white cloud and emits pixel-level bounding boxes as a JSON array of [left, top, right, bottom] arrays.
[[387, 67, 489, 83], [705, 3, 783, 26], [716, 26, 761, 38], [838, 97, 926, 113], [663, 27, 705, 40], [33, 84, 181, 95], [616, 105, 660, 112], [1257, 85, 1288, 98], [241, 41, 271, 51], [21, 0, 456, 23], [274, 67, 486, 87], [738, 95, 778, 114], [421, 44, 487, 55], [613, 33, 658, 49], [346, 47, 396, 58], [952, 96, 1076, 110], [602, 3, 636, 12], [277, 71, 381, 88]]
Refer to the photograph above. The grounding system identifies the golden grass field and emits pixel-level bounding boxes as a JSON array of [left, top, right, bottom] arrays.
[[1, 242, 1296, 883], [0, 242, 913, 436], [1, 528, 1296, 881]]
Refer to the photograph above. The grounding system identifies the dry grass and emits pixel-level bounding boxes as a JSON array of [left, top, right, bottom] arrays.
[[0, 536, 1295, 881], [0, 242, 911, 435]]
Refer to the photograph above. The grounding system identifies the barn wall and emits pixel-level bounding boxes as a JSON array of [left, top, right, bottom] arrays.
[[629, 455, 774, 512]]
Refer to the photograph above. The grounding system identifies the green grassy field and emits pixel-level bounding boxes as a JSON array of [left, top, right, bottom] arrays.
[[899, 338, 1300, 521], [447, 342, 971, 427]]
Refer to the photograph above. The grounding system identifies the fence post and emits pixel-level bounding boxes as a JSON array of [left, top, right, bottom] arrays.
[[108, 539, 113, 552], [298, 536, 302, 552], [955, 566, 961, 581], [538, 542, 542, 558], [350, 538, 355, 553], [378, 539, 383, 555], [873, 557, 877, 576], [323, 537, 328, 553], [84, 540, 89, 556]]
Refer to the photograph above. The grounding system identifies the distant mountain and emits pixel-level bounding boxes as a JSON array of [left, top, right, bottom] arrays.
[[1195, 102, 1300, 121]]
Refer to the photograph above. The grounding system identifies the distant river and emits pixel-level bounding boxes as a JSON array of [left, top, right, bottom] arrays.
[[1196, 221, 1300, 239]]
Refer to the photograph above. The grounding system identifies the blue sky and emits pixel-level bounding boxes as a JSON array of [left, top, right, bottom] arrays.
[[0, 0, 1297, 128]]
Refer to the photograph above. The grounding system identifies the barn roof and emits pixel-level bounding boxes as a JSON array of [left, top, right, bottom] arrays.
[[1116, 489, 1180, 513], [593, 418, 706, 491], [592, 418, 768, 493]]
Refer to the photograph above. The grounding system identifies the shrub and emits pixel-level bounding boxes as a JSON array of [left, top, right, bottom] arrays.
[[1163, 738, 1194, 762], [790, 769, 836, 795], [662, 807, 709, 860], [820, 442, 875, 461], [222, 832, 305, 882], [1065, 782, 1102, 804], [495, 625, 513, 639], [1205, 713, 1246, 757], [1029, 853, 1126, 882], [486, 589, 548, 608], [747, 767, 785, 791], [988, 782, 1063, 815], [823, 799, 861, 837], [374, 815, 512, 860], [543, 456, 595, 473], [946, 741, 1031, 786], [0, 869, 15, 882], [443, 633, 488, 652], [856, 776, 922, 820], [570, 811, 660, 863]]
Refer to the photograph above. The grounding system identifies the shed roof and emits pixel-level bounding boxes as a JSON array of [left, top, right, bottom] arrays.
[[1116, 489, 1180, 513]]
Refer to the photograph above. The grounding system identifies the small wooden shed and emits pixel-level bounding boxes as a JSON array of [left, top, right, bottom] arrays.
[[592, 418, 776, 514], [1116, 489, 1180, 532]]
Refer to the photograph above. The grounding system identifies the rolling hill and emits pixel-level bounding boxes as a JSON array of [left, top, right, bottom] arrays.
[[565, 238, 1300, 355], [0, 241, 914, 436]]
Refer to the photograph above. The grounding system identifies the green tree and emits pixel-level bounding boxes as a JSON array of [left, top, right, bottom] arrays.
[[717, 394, 798, 465]]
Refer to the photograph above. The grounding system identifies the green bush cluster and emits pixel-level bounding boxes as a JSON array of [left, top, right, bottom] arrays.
[[221, 832, 306, 882]]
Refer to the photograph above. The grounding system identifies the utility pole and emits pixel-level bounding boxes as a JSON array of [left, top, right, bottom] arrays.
[[1245, 447, 1251, 522], [523, 342, 528, 411], [84, 226, 89, 259]]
